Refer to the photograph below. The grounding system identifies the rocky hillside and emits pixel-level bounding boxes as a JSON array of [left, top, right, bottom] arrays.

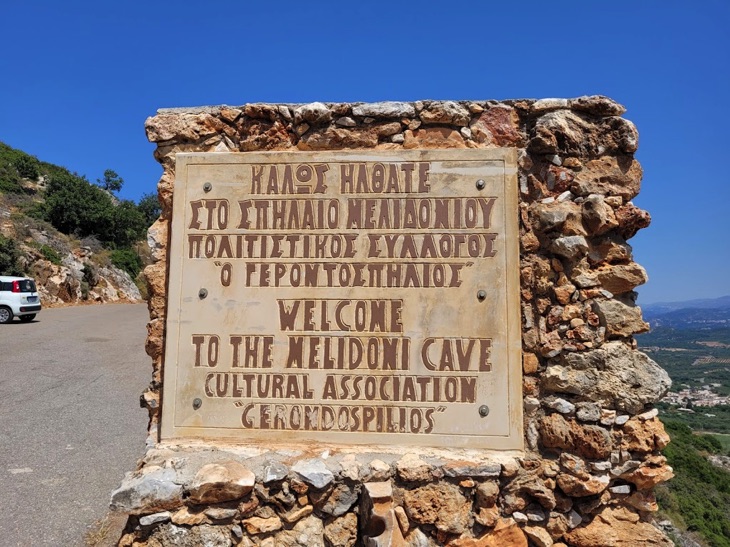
[[0, 210, 142, 305], [0, 141, 156, 306]]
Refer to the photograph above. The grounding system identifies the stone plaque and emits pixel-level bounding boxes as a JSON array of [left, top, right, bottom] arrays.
[[161, 149, 522, 449]]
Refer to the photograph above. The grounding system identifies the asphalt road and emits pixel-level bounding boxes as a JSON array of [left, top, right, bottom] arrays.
[[0, 303, 150, 546]]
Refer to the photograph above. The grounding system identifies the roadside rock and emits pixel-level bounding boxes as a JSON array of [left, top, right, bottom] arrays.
[[571, 157, 643, 199], [110, 467, 182, 514], [293, 102, 332, 125], [620, 456, 674, 490], [501, 472, 557, 511], [556, 473, 609, 497]]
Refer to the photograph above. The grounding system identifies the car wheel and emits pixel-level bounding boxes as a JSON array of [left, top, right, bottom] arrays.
[[19, 314, 36, 323], [0, 306, 13, 324]]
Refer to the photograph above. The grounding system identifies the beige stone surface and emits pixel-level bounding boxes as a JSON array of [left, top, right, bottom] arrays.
[[187, 461, 255, 504], [563, 506, 672, 546], [451, 518, 527, 546], [594, 263, 647, 294], [403, 482, 471, 534], [271, 515, 324, 546], [396, 453, 434, 482], [618, 417, 671, 454], [324, 513, 358, 547], [171, 507, 209, 526], [524, 525, 555, 547], [556, 473, 609, 497], [361, 479, 406, 546], [540, 414, 612, 460], [161, 149, 522, 449], [620, 455, 674, 490], [242, 515, 282, 534]]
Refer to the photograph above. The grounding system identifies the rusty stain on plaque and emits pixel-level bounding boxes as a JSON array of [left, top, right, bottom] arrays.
[[161, 149, 522, 449]]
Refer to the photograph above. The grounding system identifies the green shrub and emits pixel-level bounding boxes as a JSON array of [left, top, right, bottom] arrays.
[[110, 248, 143, 278], [82, 263, 98, 288], [80, 280, 89, 300], [108, 200, 147, 248], [0, 142, 29, 194], [0, 177, 23, 193], [43, 171, 114, 238], [14, 154, 40, 180], [40, 244, 62, 265], [0, 234, 22, 275], [137, 192, 161, 224], [41, 171, 148, 248], [660, 418, 730, 546]]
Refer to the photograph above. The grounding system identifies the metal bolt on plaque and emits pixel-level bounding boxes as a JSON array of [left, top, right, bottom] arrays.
[[479, 405, 490, 417], [203, 182, 212, 192], [477, 290, 487, 301], [198, 288, 208, 299], [193, 398, 202, 410], [476, 179, 486, 190]]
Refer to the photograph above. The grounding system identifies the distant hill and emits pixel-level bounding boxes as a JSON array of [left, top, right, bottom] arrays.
[[643, 295, 730, 329], [644, 295, 730, 314]]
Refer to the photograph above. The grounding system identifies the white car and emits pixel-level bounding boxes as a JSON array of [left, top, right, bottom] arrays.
[[0, 276, 41, 323]]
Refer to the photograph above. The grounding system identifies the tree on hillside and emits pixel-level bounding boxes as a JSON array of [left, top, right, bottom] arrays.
[[40, 169, 149, 248], [97, 169, 124, 193], [14, 154, 40, 180], [137, 192, 161, 225], [43, 171, 115, 237], [108, 200, 148, 248]]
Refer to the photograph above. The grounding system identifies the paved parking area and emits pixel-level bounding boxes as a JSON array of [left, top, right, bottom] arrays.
[[0, 303, 150, 546]]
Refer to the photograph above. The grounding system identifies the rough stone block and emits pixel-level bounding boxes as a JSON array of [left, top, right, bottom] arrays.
[[564, 506, 672, 546], [187, 461, 255, 504], [542, 342, 670, 413], [404, 483, 470, 534], [540, 414, 612, 459], [292, 459, 334, 490], [110, 467, 183, 514], [592, 298, 649, 337]]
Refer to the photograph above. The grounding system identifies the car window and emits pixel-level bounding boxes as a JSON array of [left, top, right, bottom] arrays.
[[0, 280, 36, 292], [21, 280, 36, 292]]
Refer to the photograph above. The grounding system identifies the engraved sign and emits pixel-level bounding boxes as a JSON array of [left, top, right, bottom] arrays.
[[161, 149, 522, 449]]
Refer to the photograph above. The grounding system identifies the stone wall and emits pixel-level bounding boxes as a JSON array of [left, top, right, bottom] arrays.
[[113, 97, 673, 546]]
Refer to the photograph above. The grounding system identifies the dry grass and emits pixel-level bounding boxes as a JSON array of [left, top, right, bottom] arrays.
[[84, 512, 128, 547]]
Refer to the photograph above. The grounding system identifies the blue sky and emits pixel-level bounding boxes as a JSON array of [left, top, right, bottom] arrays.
[[1, 1, 728, 304]]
